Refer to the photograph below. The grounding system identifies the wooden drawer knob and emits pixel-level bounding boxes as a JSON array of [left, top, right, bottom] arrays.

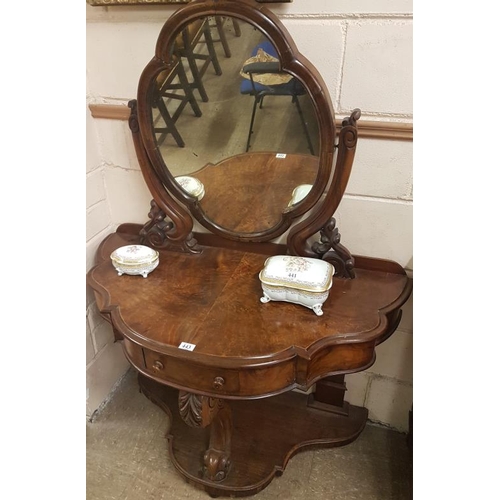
[[152, 360, 164, 371], [213, 377, 225, 390]]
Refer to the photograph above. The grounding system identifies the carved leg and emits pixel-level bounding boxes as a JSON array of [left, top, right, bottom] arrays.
[[204, 403, 232, 481], [260, 293, 271, 304], [138, 375, 367, 497], [179, 391, 232, 482], [308, 375, 350, 416], [312, 304, 324, 316]]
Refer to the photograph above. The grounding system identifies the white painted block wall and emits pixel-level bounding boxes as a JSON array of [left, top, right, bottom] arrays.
[[86, 1, 413, 430]]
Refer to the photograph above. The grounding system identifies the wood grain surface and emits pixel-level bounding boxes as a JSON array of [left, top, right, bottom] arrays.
[[87, 226, 411, 398], [193, 152, 318, 233]]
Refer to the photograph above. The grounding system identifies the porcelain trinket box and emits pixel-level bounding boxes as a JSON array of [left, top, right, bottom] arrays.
[[258, 256, 335, 316], [287, 184, 313, 207], [110, 245, 159, 278], [175, 175, 205, 200]]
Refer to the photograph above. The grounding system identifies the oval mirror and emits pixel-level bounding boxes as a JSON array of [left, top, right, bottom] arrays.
[[137, 3, 337, 242]]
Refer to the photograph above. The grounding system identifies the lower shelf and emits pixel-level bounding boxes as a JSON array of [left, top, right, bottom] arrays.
[[138, 374, 368, 497]]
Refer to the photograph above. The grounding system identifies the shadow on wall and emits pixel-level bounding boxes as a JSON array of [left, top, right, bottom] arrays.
[[370, 422, 413, 498], [406, 256, 413, 272], [362, 378, 413, 496]]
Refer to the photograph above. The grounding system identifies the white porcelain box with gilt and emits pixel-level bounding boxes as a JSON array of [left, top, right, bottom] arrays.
[[175, 175, 205, 200], [258, 256, 334, 316], [110, 245, 159, 278]]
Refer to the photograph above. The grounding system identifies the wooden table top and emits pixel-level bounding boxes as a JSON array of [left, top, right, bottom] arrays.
[[192, 152, 319, 233], [88, 227, 411, 365]]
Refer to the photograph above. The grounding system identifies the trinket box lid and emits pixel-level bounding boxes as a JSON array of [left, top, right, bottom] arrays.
[[175, 175, 205, 200], [110, 245, 159, 265], [288, 184, 313, 207], [259, 256, 334, 293]]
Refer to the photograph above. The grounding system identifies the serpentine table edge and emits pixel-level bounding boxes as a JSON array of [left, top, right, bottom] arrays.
[[86, 223, 412, 496]]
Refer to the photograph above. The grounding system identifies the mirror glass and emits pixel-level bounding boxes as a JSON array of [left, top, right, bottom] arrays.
[[149, 15, 320, 233]]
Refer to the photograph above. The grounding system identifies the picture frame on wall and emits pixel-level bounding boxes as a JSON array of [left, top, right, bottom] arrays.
[[87, 0, 292, 5]]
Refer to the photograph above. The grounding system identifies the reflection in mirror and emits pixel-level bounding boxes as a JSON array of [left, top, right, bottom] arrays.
[[150, 16, 320, 233]]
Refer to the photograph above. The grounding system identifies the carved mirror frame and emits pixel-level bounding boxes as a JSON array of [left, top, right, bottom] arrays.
[[128, 0, 360, 277]]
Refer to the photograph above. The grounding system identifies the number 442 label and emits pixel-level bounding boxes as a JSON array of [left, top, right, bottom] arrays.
[[178, 342, 196, 351]]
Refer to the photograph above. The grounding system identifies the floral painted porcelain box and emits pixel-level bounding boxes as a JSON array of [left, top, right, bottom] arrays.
[[258, 256, 335, 316]]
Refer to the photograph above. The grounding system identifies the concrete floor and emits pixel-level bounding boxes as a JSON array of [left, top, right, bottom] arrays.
[[153, 17, 319, 178], [87, 370, 412, 499]]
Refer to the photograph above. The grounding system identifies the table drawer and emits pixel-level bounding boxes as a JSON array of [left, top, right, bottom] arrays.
[[143, 348, 240, 396], [142, 348, 295, 398]]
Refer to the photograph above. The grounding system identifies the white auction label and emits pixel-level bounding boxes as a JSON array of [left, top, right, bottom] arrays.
[[276, 153, 287, 158], [178, 342, 196, 351]]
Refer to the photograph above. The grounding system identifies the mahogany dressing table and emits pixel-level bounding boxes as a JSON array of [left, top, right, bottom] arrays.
[[87, 1, 412, 496]]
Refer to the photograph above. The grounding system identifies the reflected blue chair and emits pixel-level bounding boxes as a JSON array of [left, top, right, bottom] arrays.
[[240, 40, 314, 154]]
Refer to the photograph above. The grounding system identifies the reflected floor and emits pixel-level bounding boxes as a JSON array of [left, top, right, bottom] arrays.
[[87, 369, 413, 500], [151, 18, 320, 177]]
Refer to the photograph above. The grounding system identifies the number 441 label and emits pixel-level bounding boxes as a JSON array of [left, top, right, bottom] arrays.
[[178, 342, 196, 351]]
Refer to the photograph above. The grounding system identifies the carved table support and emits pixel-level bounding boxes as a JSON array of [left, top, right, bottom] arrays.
[[312, 218, 355, 279], [140, 199, 201, 254], [308, 374, 350, 416], [138, 374, 368, 497], [179, 391, 233, 482]]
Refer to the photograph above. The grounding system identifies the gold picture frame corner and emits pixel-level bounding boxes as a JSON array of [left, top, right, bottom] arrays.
[[87, 0, 292, 5]]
